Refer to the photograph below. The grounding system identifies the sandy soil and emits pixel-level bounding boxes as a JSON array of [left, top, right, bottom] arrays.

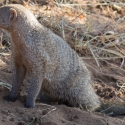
[[0, 88, 125, 125], [0, 57, 125, 125]]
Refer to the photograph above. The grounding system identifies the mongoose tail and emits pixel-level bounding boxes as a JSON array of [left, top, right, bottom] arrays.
[[96, 99, 125, 116]]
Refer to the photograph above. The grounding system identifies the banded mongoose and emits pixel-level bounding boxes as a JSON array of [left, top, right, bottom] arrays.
[[0, 4, 125, 116]]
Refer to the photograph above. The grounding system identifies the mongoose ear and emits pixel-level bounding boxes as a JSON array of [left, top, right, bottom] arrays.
[[9, 8, 17, 22]]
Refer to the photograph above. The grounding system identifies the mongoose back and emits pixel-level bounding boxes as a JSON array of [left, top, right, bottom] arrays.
[[0, 4, 125, 116]]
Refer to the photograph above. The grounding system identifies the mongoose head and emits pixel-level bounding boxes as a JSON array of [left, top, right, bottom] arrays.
[[0, 6, 17, 30], [0, 4, 39, 32]]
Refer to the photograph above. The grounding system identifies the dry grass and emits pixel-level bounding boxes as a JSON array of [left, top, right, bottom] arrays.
[[29, 0, 125, 81], [29, 0, 125, 93]]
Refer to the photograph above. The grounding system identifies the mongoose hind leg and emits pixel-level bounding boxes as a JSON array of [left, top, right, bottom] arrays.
[[37, 79, 54, 104], [64, 71, 101, 111], [39, 71, 101, 111], [3, 64, 26, 102]]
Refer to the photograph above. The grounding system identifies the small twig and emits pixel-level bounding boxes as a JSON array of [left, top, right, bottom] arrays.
[[88, 44, 100, 67], [61, 18, 65, 39], [120, 58, 125, 68], [36, 103, 57, 119], [100, 105, 114, 114], [26, 117, 35, 125], [81, 56, 125, 60], [84, 61, 125, 81], [0, 82, 12, 90], [117, 82, 125, 92]]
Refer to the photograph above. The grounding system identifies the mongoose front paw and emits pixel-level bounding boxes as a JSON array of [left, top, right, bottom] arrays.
[[24, 103, 35, 108], [3, 95, 18, 102]]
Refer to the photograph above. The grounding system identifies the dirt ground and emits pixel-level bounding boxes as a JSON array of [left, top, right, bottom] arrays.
[[0, 89, 124, 125], [0, 57, 125, 125], [0, 0, 125, 125]]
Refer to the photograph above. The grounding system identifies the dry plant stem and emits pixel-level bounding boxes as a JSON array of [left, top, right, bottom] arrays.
[[54, 3, 109, 6], [88, 34, 125, 59], [61, 18, 65, 39], [100, 105, 114, 114], [27, 103, 56, 125], [117, 82, 125, 92], [88, 44, 100, 67], [117, 16, 125, 22], [84, 36, 99, 47], [42, 106, 56, 119], [81, 56, 125, 60], [120, 58, 124, 68], [26, 117, 35, 125], [0, 31, 3, 46], [100, 48, 124, 57], [0, 53, 10, 56], [102, 60, 125, 75], [37, 103, 57, 115], [55, 2, 83, 12], [23, 0, 34, 6], [103, 36, 125, 56], [84, 61, 125, 81], [2, 109, 15, 117], [70, 12, 84, 23], [0, 82, 12, 90], [55, 1, 125, 7], [90, 45, 124, 60]]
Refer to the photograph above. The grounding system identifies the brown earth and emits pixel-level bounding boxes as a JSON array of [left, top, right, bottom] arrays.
[[0, 89, 124, 125], [0, 53, 125, 125]]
